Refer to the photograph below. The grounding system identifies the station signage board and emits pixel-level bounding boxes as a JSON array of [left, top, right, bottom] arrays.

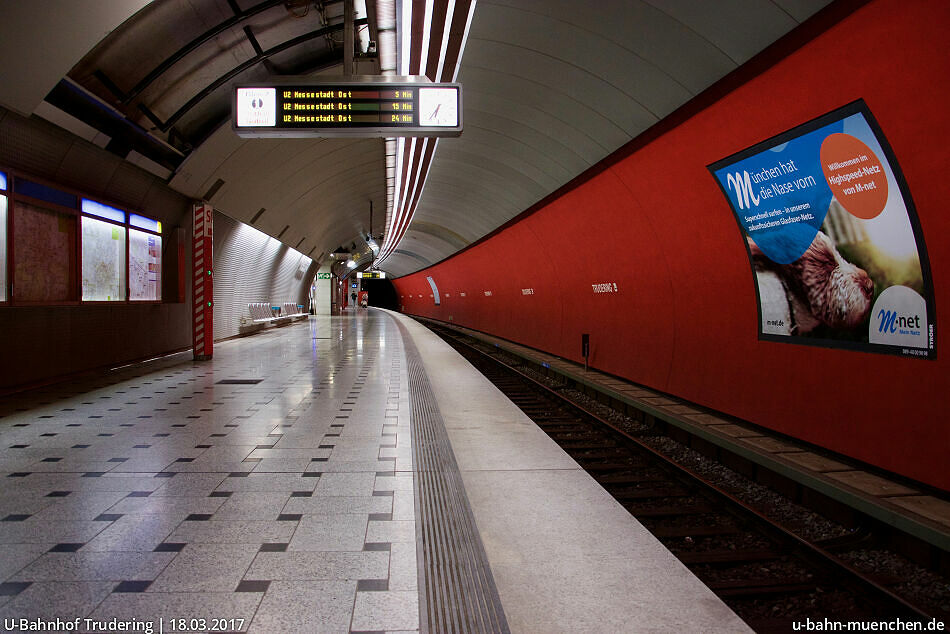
[[233, 78, 462, 138], [356, 271, 386, 279]]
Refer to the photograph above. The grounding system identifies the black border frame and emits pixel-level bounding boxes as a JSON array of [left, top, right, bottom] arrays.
[[707, 99, 936, 360]]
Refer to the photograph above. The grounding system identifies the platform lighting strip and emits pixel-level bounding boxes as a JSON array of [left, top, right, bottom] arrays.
[[384, 0, 433, 263], [379, 0, 399, 259], [376, 0, 477, 268]]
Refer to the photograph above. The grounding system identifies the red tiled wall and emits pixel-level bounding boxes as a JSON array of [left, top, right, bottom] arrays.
[[394, 0, 950, 490]]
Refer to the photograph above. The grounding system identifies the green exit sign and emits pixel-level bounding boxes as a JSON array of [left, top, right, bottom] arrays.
[[317, 272, 332, 279]]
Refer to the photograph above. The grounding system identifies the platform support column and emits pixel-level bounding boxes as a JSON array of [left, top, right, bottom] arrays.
[[193, 202, 214, 360], [315, 266, 333, 314]]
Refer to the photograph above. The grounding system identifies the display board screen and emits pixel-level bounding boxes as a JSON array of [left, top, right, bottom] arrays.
[[709, 100, 935, 359], [82, 216, 125, 301], [129, 229, 161, 301], [234, 80, 462, 138], [357, 270, 386, 279]]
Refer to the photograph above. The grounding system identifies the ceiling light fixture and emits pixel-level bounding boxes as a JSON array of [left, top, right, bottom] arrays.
[[375, 0, 478, 268]]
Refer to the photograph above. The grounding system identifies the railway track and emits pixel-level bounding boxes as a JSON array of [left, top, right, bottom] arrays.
[[423, 322, 937, 632]]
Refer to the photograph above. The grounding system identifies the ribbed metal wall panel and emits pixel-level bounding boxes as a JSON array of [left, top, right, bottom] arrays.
[[212, 211, 316, 340]]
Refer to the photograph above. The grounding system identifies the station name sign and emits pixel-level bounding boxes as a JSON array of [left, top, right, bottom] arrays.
[[233, 79, 462, 138]]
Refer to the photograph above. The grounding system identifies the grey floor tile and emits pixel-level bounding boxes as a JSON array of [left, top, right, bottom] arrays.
[[88, 592, 260, 631], [28, 490, 129, 522], [250, 457, 314, 472], [0, 581, 113, 620], [149, 543, 259, 592], [388, 543, 417, 592], [167, 520, 295, 544], [72, 475, 174, 493], [12, 551, 175, 581], [352, 591, 419, 632], [0, 492, 58, 516], [392, 491, 414, 522], [0, 544, 54, 581], [216, 473, 318, 492], [321, 446, 383, 461], [247, 447, 321, 461], [247, 580, 356, 633], [151, 472, 228, 497], [288, 514, 367, 552], [283, 496, 392, 516], [308, 460, 399, 473], [373, 475, 415, 492], [212, 492, 292, 520], [0, 519, 107, 545], [82, 514, 183, 552], [314, 472, 377, 497], [246, 551, 389, 581], [108, 496, 226, 516], [366, 520, 415, 544]]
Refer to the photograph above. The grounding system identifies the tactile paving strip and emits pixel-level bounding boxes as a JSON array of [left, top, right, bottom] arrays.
[[396, 319, 510, 634]]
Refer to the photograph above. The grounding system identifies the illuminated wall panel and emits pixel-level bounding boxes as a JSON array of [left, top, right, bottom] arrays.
[[13, 202, 77, 302], [81, 216, 126, 301]]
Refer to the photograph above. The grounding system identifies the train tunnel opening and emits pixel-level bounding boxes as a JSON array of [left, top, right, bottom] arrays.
[[361, 277, 399, 310]]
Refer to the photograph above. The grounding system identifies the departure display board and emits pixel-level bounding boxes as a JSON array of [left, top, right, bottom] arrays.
[[357, 270, 386, 279], [233, 79, 462, 138]]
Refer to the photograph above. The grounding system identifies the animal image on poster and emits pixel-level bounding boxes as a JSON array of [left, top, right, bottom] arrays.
[[709, 100, 935, 359]]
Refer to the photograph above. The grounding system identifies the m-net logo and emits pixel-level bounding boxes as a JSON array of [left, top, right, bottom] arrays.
[[726, 171, 760, 210], [868, 285, 928, 350], [876, 309, 922, 336]]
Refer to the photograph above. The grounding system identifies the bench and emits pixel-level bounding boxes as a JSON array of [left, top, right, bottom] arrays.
[[239, 302, 308, 333]]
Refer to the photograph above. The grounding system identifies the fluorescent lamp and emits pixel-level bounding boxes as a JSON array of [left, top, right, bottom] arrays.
[[82, 199, 126, 223]]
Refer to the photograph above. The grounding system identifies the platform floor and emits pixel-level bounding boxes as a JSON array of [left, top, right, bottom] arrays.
[[0, 310, 748, 633]]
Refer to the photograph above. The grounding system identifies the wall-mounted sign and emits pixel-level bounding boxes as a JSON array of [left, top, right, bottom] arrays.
[[357, 270, 386, 279], [426, 276, 441, 305], [317, 272, 332, 279], [709, 100, 935, 359], [233, 78, 462, 138]]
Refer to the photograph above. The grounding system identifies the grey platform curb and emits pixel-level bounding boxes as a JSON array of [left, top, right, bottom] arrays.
[[396, 316, 510, 634], [414, 316, 950, 555]]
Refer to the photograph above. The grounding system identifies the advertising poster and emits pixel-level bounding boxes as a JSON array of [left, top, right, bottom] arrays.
[[709, 100, 935, 359]]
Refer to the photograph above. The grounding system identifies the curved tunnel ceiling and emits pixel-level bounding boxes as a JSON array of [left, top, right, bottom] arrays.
[[1, 0, 831, 277], [380, 0, 832, 277]]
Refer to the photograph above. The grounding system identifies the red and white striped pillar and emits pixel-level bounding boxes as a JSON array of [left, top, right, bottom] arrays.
[[193, 202, 213, 360]]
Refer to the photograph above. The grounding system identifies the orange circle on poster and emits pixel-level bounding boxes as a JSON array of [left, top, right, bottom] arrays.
[[820, 133, 887, 219]]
